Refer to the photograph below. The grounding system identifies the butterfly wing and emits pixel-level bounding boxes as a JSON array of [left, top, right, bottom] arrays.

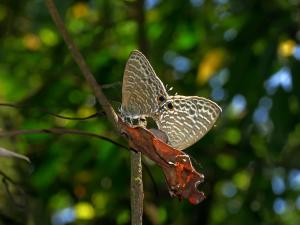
[[156, 96, 222, 150], [121, 50, 168, 119]]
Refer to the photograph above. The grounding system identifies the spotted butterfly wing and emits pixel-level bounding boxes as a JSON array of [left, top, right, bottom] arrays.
[[121, 50, 168, 119], [156, 96, 222, 150]]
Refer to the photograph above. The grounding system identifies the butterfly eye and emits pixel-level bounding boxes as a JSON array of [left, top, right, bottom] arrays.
[[167, 102, 174, 110], [158, 96, 166, 102]]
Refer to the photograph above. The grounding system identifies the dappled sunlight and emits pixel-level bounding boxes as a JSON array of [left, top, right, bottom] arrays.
[[296, 196, 300, 209], [272, 175, 285, 195], [273, 198, 287, 215], [293, 45, 300, 60], [289, 169, 300, 190], [52, 207, 76, 225], [71, 2, 89, 19], [252, 96, 274, 134], [221, 181, 237, 198], [278, 39, 296, 58], [253, 97, 272, 124], [145, 0, 161, 10], [264, 66, 292, 95], [229, 94, 247, 117], [51, 202, 96, 225], [39, 28, 59, 47], [209, 68, 229, 101], [75, 202, 95, 220], [23, 33, 41, 51], [223, 28, 237, 42], [190, 0, 204, 7], [163, 51, 191, 74], [197, 49, 226, 85], [77, 106, 96, 118]]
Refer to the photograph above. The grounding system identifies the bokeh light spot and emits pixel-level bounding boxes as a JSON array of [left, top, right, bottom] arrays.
[[145, 0, 160, 10], [0, 4, 7, 21], [211, 87, 225, 101], [71, 2, 89, 18], [75, 202, 95, 220], [296, 196, 300, 210], [222, 182, 237, 198], [224, 128, 241, 145], [197, 49, 226, 85], [230, 94, 247, 115], [233, 171, 250, 190], [173, 56, 191, 73], [273, 198, 287, 214], [216, 154, 236, 170], [117, 210, 130, 224], [39, 28, 59, 46], [224, 28, 237, 41], [190, 0, 204, 7], [293, 45, 300, 60], [264, 66, 292, 95], [278, 39, 296, 57], [272, 175, 285, 195], [23, 33, 41, 51], [51, 207, 76, 225], [288, 169, 300, 190]]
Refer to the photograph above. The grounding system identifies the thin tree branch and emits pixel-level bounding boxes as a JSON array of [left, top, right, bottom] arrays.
[[131, 151, 143, 225], [44, 0, 119, 130], [0, 147, 30, 163], [0, 103, 105, 120], [130, 0, 147, 223], [0, 128, 127, 150], [0, 170, 28, 210], [102, 81, 122, 89]]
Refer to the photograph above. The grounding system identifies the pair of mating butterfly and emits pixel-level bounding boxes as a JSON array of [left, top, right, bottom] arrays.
[[120, 50, 221, 151]]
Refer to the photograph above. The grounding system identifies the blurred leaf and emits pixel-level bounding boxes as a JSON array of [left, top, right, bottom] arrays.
[[116, 209, 130, 225], [216, 154, 236, 170], [224, 128, 241, 145], [233, 170, 251, 190]]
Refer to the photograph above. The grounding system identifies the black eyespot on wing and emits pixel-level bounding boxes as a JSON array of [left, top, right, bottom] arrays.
[[167, 102, 174, 110], [158, 96, 166, 102]]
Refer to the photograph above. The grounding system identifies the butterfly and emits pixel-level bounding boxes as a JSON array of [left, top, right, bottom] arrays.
[[120, 50, 221, 150]]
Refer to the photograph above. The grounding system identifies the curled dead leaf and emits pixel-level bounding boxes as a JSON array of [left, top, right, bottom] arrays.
[[119, 116, 205, 205]]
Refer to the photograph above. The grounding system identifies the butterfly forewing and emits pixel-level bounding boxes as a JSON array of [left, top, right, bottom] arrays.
[[121, 50, 168, 119], [156, 96, 222, 150]]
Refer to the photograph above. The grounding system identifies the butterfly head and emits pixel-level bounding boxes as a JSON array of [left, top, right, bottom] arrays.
[[160, 98, 174, 110], [156, 95, 170, 108]]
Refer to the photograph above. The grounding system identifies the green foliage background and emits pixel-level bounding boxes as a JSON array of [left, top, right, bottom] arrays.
[[1, 0, 300, 224]]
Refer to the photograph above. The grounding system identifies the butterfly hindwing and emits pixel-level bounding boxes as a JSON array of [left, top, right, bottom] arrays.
[[156, 96, 222, 150]]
